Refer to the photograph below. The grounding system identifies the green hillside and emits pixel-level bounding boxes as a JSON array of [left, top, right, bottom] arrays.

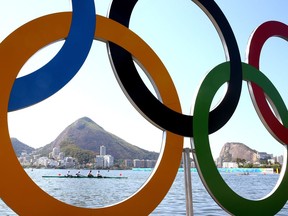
[[36, 117, 159, 160]]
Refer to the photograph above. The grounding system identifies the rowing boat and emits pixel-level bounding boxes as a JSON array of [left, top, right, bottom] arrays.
[[42, 175, 127, 179]]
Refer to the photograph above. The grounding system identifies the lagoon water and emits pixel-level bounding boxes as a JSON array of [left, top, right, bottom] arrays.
[[0, 169, 287, 215]]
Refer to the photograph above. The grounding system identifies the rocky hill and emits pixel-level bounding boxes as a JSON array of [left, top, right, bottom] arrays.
[[12, 119, 263, 163], [36, 117, 158, 160], [11, 138, 35, 156], [218, 142, 258, 164]]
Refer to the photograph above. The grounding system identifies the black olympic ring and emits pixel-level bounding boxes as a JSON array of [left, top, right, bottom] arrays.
[[107, 0, 242, 137]]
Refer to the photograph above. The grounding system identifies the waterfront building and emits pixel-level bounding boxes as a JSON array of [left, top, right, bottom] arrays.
[[146, 159, 157, 168], [95, 154, 114, 168], [133, 159, 145, 168], [48, 159, 59, 167], [37, 157, 49, 167], [132, 159, 157, 168], [96, 155, 104, 168], [62, 156, 75, 168], [275, 155, 284, 165], [222, 162, 238, 168], [124, 159, 133, 168], [103, 155, 114, 168], [96, 146, 114, 168]]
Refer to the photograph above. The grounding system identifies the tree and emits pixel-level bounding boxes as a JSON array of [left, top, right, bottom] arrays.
[[60, 141, 95, 165], [236, 158, 246, 167]]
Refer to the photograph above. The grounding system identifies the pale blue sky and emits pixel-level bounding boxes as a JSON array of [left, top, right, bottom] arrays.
[[4, 0, 288, 159]]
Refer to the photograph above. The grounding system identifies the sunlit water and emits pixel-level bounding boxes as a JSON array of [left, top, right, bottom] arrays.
[[0, 169, 287, 215]]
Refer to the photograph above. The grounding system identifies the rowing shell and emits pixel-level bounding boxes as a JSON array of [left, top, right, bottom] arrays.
[[42, 175, 128, 179]]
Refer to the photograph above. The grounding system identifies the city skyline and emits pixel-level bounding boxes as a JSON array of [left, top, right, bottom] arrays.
[[12, 115, 284, 161]]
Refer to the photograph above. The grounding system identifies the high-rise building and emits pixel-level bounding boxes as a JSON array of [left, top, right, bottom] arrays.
[[52, 147, 60, 159], [96, 155, 104, 168], [275, 155, 284, 165], [104, 155, 114, 168], [100, 145, 106, 156]]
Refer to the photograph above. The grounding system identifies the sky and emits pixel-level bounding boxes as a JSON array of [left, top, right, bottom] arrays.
[[3, 0, 288, 159]]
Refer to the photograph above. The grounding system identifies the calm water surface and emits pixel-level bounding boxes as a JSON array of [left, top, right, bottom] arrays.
[[0, 169, 287, 215]]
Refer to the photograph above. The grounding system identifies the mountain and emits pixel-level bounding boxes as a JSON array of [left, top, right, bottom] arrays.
[[11, 138, 35, 156], [217, 142, 258, 164], [37, 117, 158, 160]]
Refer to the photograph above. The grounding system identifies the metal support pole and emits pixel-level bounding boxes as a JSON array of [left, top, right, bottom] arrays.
[[183, 148, 193, 216]]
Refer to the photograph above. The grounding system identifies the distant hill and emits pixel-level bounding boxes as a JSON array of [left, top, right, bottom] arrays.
[[217, 142, 258, 164], [36, 117, 159, 160], [11, 138, 35, 156]]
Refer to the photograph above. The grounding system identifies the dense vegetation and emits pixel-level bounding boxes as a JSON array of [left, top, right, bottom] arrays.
[[60, 141, 96, 164], [236, 157, 282, 172]]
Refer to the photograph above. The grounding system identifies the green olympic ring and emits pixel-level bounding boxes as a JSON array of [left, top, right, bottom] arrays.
[[192, 62, 288, 215]]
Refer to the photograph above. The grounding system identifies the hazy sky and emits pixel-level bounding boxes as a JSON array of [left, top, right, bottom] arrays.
[[4, 0, 288, 159]]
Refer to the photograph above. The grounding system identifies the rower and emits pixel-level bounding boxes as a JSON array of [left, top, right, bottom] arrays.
[[66, 170, 72, 177], [97, 170, 102, 178], [76, 171, 81, 177], [87, 170, 94, 177]]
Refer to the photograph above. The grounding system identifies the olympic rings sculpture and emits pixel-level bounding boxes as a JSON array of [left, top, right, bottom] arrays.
[[0, 0, 287, 215]]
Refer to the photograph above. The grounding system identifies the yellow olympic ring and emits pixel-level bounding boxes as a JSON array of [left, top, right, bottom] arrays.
[[0, 13, 183, 215]]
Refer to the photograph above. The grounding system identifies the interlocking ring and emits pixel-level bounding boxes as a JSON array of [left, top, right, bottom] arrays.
[[8, 0, 96, 111], [108, 0, 242, 136], [1, 0, 287, 215], [192, 62, 288, 215], [0, 12, 183, 216], [247, 21, 288, 144]]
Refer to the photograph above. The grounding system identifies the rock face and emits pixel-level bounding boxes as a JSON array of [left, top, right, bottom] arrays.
[[218, 142, 258, 164]]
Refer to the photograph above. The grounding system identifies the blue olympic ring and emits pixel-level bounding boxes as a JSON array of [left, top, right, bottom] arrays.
[[8, 0, 96, 111]]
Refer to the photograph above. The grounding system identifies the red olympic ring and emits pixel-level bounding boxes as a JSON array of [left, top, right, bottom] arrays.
[[247, 21, 288, 145]]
